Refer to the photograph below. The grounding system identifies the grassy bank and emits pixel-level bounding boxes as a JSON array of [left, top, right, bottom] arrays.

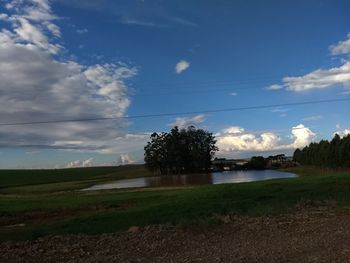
[[282, 166, 350, 177], [0, 165, 152, 194], [1, 166, 350, 241]]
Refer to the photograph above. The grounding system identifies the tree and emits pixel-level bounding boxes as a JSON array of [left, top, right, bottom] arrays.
[[247, 156, 266, 169], [292, 133, 350, 168], [144, 126, 218, 175], [293, 148, 302, 163]]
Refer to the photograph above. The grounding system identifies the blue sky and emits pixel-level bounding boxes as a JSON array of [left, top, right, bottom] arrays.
[[0, 0, 349, 168]]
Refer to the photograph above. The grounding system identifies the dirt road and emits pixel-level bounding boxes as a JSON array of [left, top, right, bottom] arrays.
[[1, 209, 350, 262]]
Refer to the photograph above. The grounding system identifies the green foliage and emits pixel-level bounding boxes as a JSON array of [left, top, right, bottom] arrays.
[[247, 156, 267, 169], [144, 126, 218, 174], [293, 134, 350, 168]]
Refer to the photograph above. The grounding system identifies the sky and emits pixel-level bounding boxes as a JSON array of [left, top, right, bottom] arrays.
[[0, 0, 349, 168]]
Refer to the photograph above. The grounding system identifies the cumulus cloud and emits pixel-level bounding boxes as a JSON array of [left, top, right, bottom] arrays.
[[170, 115, 206, 129], [175, 60, 190, 74], [0, 0, 137, 153], [334, 128, 350, 138], [290, 124, 315, 148], [97, 153, 136, 167], [217, 128, 280, 152], [216, 124, 315, 153], [66, 158, 93, 168], [118, 153, 134, 165], [268, 34, 350, 92], [330, 33, 350, 55], [222, 126, 245, 134]]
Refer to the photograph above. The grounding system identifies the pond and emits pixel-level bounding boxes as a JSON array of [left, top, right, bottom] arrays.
[[82, 170, 297, 191]]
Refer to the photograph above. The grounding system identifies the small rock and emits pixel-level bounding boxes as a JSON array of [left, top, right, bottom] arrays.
[[128, 226, 140, 233]]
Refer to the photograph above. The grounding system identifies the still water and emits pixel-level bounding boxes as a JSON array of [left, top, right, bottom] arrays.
[[82, 170, 297, 191]]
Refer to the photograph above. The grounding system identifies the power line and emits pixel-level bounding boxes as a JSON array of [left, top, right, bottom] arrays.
[[136, 125, 317, 138], [130, 78, 283, 97], [0, 97, 349, 126]]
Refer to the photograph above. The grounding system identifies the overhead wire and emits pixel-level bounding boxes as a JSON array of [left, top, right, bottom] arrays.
[[0, 97, 348, 126]]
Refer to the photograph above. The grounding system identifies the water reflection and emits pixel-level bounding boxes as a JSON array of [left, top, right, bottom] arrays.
[[82, 170, 297, 191]]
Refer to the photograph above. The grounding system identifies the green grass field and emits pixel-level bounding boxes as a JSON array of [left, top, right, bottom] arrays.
[[0, 165, 349, 241], [0, 165, 153, 194]]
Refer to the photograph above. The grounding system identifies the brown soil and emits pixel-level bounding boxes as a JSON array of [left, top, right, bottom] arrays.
[[1, 209, 350, 262], [0, 204, 123, 226]]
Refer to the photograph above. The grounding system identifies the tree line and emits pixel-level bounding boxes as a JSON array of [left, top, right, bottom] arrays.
[[144, 126, 218, 175], [293, 134, 350, 168]]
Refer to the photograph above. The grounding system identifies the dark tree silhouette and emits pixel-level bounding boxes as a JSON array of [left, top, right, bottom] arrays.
[[247, 156, 266, 169], [144, 126, 218, 175], [293, 134, 350, 168]]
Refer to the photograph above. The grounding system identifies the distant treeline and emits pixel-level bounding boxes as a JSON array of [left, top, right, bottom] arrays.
[[213, 154, 294, 171], [244, 155, 294, 170], [293, 134, 350, 168]]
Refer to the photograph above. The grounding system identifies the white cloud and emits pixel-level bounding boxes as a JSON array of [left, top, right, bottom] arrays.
[[0, 0, 138, 154], [120, 14, 196, 29], [167, 16, 198, 28], [281, 61, 350, 92], [216, 124, 315, 153], [118, 153, 134, 165], [230, 92, 237, 96], [330, 33, 350, 55], [15, 17, 61, 53], [175, 60, 190, 74], [217, 130, 280, 153], [334, 128, 350, 138], [45, 22, 61, 37], [0, 13, 9, 21], [266, 84, 283, 90], [290, 124, 315, 148], [84, 64, 136, 101], [268, 34, 350, 93], [66, 158, 93, 168], [3, 0, 61, 54], [271, 107, 290, 113], [170, 115, 206, 129], [95, 153, 137, 167], [302, 115, 323, 121], [76, 28, 88, 34], [222, 126, 245, 134], [121, 18, 168, 28]]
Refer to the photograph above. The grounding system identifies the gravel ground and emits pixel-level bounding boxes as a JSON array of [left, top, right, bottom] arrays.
[[1, 209, 350, 262]]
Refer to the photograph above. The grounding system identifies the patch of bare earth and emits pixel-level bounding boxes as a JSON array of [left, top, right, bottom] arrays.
[[1, 208, 350, 262], [0, 204, 125, 226]]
